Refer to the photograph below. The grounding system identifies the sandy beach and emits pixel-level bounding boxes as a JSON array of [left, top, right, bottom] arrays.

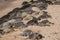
[[0, 0, 60, 40]]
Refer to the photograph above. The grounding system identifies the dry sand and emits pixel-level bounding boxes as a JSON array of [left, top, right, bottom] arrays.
[[0, 0, 60, 40]]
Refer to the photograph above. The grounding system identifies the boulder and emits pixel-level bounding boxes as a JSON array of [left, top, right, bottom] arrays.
[[31, 7, 40, 12]]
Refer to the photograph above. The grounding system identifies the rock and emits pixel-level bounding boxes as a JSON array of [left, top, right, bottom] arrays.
[[24, 15, 33, 20], [8, 8, 21, 19], [22, 5, 33, 14], [0, 29, 5, 35], [28, 33, 44, 40], [23, 10, 33, 14], [0, 15, 10, 25], [4, 29, 14, 34], [20, 3, 31, 10], [8, 10, 23, 21], [31, 7, 40, 12], [45, 1, 53, 4], [38, 11, 51, 20], [20, 29, 32, 36], [22, 12, 28, 18], [38, 20, 54, 26], [15, 11, 22, 17], [30, 0, 34, 2], [30, 0, 38, 2], [31, 12, 39, 18], [36, 2, 47, 10], [22, 1, 29, 6], [27, 17, 38, 26], [14, 17, 23, 22], [13, 22, 27, 28], [2, 22, 12, 29], [8, 19, 16, 23], [30, 0, 37, 2], [0, 7, 22, 25], [37, 0, 46, 2], [2, 19, 16, 29], [11, 10, 22, 18]]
